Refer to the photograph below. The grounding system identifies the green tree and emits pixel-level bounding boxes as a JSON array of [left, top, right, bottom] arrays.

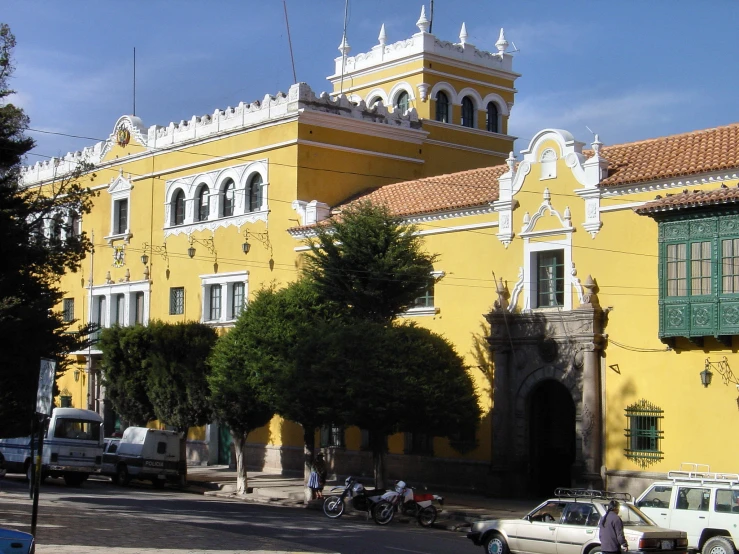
[[311, 321, 481, 487], [208, 321, 275, 494], [218, 281, 342, 499], [99, 325, 156, 427], [0, 23, 96, 437], [146, 320, 218, 479], [303, 201, 436, 324]]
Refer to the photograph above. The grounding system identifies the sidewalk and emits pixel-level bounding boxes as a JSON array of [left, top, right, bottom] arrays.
[[184, 465, 535, 531]]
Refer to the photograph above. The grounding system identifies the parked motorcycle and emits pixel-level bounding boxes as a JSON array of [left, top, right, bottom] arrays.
[[372, 480, 444, 527], [322, 476, 386, 519]]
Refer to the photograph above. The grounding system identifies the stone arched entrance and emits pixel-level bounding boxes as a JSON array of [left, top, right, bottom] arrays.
[[528, 380, 576, 496], [485, 296, 604, 497]]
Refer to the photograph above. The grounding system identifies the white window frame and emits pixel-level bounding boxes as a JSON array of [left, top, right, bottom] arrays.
[[523, 238, 572, 311], [401, 270, 445, 317], [90, 280, 151, 329], [200, 271, 249, 326], [106, 173, 133, 244]]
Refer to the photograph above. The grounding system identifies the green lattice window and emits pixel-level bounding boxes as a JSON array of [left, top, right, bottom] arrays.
[[625, 399, 663, 468], [656, 214, 739, 339]]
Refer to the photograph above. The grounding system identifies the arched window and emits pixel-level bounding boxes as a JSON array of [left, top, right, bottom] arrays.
[[51, 215, 63, 244], [248, 174, 263, 212], [486, 102, 499, 133], [461, 96, 475, 128], [172, 189, 186, 225], [221, 179, 234, 217], [369, 97, 383, 109], [396, 91, 409, 114], [435, 91, 449, 123], [196, 186, 210, 222]]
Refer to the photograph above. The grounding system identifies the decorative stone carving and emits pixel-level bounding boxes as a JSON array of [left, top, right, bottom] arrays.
[[417, 83, 430, 102], [494, 277, 509, 311]]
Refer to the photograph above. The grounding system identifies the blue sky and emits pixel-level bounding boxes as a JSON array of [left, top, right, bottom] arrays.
[[4, 1, 739, 164]]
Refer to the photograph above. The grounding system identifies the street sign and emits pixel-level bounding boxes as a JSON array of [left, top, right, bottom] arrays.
[[36, 358, 56, 415]]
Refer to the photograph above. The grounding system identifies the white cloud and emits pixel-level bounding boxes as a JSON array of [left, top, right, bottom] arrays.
[[510, 87, 696, 149]]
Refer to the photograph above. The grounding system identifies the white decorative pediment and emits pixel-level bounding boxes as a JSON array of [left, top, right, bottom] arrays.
[[108, 170, 133, 196], [100, 115, 148, 160], [520, 188, 573, 237]]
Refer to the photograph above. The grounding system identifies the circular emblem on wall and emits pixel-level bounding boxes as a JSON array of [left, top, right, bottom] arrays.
[[116, 125, 131, 147], [693, 307, 710, 327], [724, 306, 739, 326], [667, 307, 684, 327]]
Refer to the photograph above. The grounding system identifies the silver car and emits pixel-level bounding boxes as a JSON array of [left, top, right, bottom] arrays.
[[468, 489, 688, 554]]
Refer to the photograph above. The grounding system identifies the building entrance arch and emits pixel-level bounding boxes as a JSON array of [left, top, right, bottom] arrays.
[[528, 379, 576, 497]]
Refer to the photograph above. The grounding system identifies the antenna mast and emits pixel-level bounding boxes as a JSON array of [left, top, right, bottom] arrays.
[[339, 0, 349, 95], [283, 0, 297, 84], [429, 0, 434, 33], [133, 47, 136, 116]]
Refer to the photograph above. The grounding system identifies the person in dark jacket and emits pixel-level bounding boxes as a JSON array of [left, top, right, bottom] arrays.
[[599, 500, 629, 554]]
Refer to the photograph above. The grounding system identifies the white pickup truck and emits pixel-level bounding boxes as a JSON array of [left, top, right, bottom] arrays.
[[636, 464, 739, 554], [0, 407, 103, 486]]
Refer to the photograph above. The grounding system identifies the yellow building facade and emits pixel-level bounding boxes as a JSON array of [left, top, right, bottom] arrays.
[[28, 8, 739, 495], [24, 11, 521, 474]]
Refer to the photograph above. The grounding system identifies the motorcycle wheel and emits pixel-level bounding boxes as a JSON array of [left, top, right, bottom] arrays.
[[373, 500, 395, 525], [323, 495, 345, 518], [418, 505, 438, 527]]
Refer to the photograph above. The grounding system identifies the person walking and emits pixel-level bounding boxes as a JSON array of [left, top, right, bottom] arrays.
[[308, 453, 327, 499], [599, 500, 629, 554]]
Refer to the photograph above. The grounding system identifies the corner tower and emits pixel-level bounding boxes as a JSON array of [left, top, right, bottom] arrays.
[[328, 5, 520, 176]]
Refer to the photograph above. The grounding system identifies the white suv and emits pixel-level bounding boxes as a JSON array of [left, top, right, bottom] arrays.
[[636, 464, 739, 554]]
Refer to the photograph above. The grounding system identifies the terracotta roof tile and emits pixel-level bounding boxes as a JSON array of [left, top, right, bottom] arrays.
[[635, 185, 739, 215], [290, 123, 739, 232], [598, 122, 739, 187], [335, 164, 507, 217]]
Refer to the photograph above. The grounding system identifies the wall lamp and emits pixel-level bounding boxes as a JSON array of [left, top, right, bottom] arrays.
[[141, 242, 168, 264], [702, 356, 737, 388], [188, 235, 216, 259], [74, 369, 80, 382], [242, 229, 272, 256]]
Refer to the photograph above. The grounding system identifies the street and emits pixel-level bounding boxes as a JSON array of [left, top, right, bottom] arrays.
[[0, 475, 477, 554]]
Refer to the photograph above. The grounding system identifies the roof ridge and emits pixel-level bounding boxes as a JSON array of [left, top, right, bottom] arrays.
[[601, 121, 739, 150]]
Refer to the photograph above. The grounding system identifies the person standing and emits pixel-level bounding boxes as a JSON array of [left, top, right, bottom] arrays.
[[599, 500, 629, 554], [308, 453, 327, 499]]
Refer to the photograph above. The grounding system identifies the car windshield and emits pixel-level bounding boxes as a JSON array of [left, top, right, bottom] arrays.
[[604, 503, 654, 526]]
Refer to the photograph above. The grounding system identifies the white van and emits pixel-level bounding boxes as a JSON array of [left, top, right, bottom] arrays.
[[0, 407, 103, 486], [636, 464, 739, 554], [101, 427, 184, 488]]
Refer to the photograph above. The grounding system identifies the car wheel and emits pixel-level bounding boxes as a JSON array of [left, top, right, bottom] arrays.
[[485, 533, 509, 554], [117, 465, 130, 486], [703, 537, 735, 554], [151, 479, 165, 489]]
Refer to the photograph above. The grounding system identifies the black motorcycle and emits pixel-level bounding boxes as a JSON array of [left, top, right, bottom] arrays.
[[322, 476, 385, 518]]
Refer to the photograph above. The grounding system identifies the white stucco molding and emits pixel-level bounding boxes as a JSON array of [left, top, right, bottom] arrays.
[[455, 87, 484, 108], [481, 92, 510, 116], [365, 88, 389, 106]]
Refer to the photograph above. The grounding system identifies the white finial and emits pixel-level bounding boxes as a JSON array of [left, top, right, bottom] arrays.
[[459, 23, 468, 45], [564, 206, 572, 224], [506, 151, 516, 172], [523, 212, 530, 225], [378, 24, 387, 47], [543, 188, 551, 203], [496, 28, 508, 56], [592, 134, 603, 156], [338, 35, 350, 56], [416, 5, 430, 33]]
